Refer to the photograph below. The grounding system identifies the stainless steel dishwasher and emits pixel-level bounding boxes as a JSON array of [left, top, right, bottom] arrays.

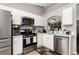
[[54, 35, 69, 55]]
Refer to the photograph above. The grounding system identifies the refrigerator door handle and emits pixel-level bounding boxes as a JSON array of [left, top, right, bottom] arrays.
[[0, 38, 9, 39], [0, 38, 10, 42]]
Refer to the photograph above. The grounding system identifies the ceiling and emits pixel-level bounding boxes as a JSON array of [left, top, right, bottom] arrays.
[[30, 3, 56, 8], [30, 3, 70, 10]]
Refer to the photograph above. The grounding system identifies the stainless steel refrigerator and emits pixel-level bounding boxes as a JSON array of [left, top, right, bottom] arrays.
[[0, 9, 11, 55]]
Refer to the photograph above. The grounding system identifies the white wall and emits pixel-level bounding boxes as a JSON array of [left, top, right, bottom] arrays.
[[0, 4, 45, 26], [44, 3, 77, 54], [46, 3, 70, 13], [0, 3, 45, 16]]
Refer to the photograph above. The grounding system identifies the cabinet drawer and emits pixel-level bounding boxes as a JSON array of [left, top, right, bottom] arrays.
[[43, 34, 53, 39], [0, 46, 11, 55], [0, 38, 11, 48], [43, 36, 53, 40]]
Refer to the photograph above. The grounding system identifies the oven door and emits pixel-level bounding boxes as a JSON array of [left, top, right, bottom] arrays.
[[23, 37, 32, 48]]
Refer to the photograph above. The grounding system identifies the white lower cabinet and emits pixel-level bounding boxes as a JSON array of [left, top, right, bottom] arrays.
[[13, 35, 23, 55], [37, 33, 54, 51], [42, 34, 54, 51], [37, 34, 43, 48]]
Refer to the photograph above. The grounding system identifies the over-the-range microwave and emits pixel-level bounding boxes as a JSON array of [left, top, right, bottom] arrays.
[[22, 17, 34, 26]]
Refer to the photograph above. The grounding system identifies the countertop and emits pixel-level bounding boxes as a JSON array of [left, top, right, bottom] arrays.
[[54, 33, 74, 38], [37, 32, 74, 38]]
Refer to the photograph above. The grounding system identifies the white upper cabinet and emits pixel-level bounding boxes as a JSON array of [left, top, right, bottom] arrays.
[[12, 10, 22, 25], [34, 16, 45, 26], [62, 7, 73, 25], [12, 15, 21, 25]]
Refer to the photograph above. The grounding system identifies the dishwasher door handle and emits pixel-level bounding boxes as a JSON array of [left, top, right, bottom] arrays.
[[58, 37, 62, 40]]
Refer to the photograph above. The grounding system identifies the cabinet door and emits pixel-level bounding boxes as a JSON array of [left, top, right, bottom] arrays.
[[13, 35, 23, 55], [12, 15, 21, 25], [37, 34, 43, 48], [34, 16, 44, 26], [42, 34, 54, 51], [62, 7, 73, 25], [13, 36, 19, 55], [17, 35, 23, 54], [12, 10, 21, 25], [42, 36, 49, 48], [49, 35, 54, 51]]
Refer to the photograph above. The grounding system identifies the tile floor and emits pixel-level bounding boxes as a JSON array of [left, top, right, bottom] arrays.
[[26, 50, 59, 55], [25, 47, 59, 55], [26, 51, 40, 55]]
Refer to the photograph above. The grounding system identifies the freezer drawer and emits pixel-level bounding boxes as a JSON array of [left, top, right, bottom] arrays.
[[0, 38, 11, 48], [0, 46, 11, 55]]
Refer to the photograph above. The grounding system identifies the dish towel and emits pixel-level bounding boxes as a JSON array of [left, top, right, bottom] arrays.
[[26, 37, 31, 45], [33, 36, 37, 43]]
